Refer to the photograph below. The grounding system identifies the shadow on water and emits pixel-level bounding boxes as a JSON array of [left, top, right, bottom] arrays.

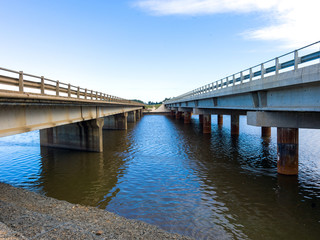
[[38, 128, 133, 206], [1, 115, 320, 239]]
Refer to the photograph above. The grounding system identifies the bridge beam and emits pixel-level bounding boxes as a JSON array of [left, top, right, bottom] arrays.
[[103, 113, 128, 130], [277, 127, 299, 175], [203, 114, 211, 134], [40, 118, 104, 152]]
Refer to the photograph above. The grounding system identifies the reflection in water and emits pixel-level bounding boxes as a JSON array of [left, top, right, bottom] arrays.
[[1, 115, 320, 239]]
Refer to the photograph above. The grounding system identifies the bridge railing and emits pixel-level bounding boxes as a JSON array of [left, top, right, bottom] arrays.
[[0, 67, 142, 105], [165, 41, 320, 104]]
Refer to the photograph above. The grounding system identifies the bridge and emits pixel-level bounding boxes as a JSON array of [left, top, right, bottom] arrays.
[[0, 67, 144, 152], [165, 41, 320, 175]]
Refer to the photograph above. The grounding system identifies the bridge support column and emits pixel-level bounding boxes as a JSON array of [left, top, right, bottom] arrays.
[[218, 115, 223, 127], [277, 128, 299, 175], [176, 111, 182, 120], [40, 118, 104, 152], [231, 114, 239, 135], [184, 112, 191, 124], [103, 113, 128, 130], [136, 110, 141, 121], [128, 111, 136, 123], [203, 114, 211, 134], [199, 114, 203, 124], [262, 127, 271, 137], [171, 110, 175, 117]]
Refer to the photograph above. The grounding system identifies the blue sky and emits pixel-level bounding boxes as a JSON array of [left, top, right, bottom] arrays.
[[0, 0, 319, 102]]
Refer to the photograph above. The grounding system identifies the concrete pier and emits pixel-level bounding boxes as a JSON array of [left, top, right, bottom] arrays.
[[231, 114, 239, 135], [103, 113, 128, 130], [277, 127, 299, 175], [199, 114, 203, 124], [262, 127, 271, 138], [176, 111, 182, 120], [128, 111, 136, 123], [136, 110, 141, 121], [40, 118, 104, 152], [184, 112, 191, 124], [218, 115, 223, 127], [203, 114, 211, 134]]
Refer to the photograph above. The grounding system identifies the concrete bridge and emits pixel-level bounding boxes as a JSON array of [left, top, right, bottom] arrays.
[[0, 67, 144, 152], [165, 41, 320, 175]]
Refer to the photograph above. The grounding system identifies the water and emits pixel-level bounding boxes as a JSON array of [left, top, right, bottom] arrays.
[[1, 115, 320, 239]]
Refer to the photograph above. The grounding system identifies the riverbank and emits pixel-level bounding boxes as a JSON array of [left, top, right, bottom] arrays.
[[0, 183, 193, 239]]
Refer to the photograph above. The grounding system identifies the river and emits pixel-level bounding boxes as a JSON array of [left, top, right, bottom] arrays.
[[1, 114, 320, 239]]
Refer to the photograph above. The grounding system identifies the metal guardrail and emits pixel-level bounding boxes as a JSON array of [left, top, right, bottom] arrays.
[[165, 41, 320, 104], [0, 67, 142, 105]]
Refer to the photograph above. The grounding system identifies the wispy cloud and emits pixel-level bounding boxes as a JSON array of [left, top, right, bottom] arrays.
[[134, 0, 320, 48]]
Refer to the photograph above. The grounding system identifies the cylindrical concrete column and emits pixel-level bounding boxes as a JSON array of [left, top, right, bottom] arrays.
[[231, 114, 239, 135], [218, 114, 223, 127], [262, 127, 271, 137], [199, 114, 203, 124], [277, 127, 299, 175], [176, 111, 182, 120], [184, 112, 191, 124], [203, 114, 211, 134]]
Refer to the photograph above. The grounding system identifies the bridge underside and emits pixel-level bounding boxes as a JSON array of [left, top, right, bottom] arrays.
[[165, 64, 320, 175], [0, 99, 143, 152]]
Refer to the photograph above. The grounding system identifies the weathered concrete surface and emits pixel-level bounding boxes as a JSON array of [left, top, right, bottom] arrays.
[[277, 128, 299, 175], [176, 111, 182, 120], [231, 115, 239, 136], [166, 64, 320, 113], [199, 114, 203, 124], [203, 114, 211, 134], [184, 112, 191, 124], [0, 183, 193, 240], [40, 118, 104, 152], [261, 126, 271, 137], [217, 115, 223, 127], [247, 111, 320, 129], [127, 111, 136, 123], [103, 113, 128, 130], [0, 100, 142, 138]]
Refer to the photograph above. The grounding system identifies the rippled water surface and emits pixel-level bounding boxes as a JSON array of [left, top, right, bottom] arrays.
[[1, 115, 320, 239]]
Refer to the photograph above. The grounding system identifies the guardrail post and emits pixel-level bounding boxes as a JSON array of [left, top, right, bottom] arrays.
[[56, 81, 59, 96], [240, 71, 243, 84], [95, 91, 98, 100], [41, 76, 45, 94], [275, 57, 279, 75], [68, 84, 71, 97], [249, 68, 253, 81], [85, 88, 87, 99], [232, 75, 235, 86], [91, 90, 93, 100], [77, 87, 80, 98], [261, 63, 264, 79], [19, 71, 24, 92], [294, 50, 300, 70]]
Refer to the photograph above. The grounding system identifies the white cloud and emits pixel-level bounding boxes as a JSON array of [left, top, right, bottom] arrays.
[[134, 0, 320, 48]]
